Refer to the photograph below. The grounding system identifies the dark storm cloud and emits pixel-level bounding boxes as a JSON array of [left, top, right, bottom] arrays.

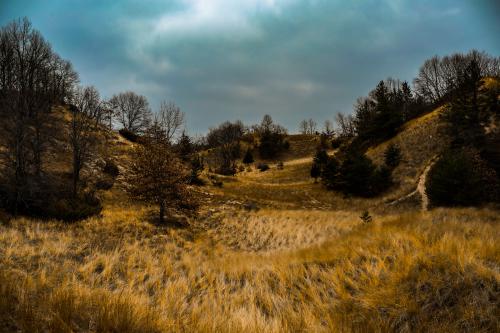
[[1, 0, 498, 133]]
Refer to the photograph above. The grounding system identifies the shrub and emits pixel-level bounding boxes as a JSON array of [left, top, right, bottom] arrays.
[[310, 163, 321, 181], [189, 155, 204, 185], [119, 128, 139, 142], [257, 163, 270, 172], [103, 160, 120, 177], [384, 143, 402, 168], [331, 137, 342, 149], [359, 211, 372, 223], [216, 165, 236, 176], [95, 179, 114, 190], [321, 150, 392, 197], [45, 196, 102, 222], [242, 148, 254, 164], [426, 148, 499, 206], [313, 149, 329, 166], [321, 157, 340, 189]]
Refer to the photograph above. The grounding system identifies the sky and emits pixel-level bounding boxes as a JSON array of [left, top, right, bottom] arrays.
[[1, 0, 499, 134]]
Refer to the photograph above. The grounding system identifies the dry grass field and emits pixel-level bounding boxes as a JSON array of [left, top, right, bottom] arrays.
[[0, 135, 499, 332]]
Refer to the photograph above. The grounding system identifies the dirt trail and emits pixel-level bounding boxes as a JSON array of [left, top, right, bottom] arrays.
[[417, 160, 436, 211], [387, 156, 438, 211]]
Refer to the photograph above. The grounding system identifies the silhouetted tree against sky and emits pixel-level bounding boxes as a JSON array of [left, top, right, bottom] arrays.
[[109, 91, 151, 134]]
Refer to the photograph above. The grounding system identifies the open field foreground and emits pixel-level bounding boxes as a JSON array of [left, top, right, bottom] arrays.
[[0, 157, 499, 332]]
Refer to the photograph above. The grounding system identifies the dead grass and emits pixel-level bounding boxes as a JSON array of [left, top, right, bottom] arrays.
[[0, 194, 498, 332], [0, 125, 498, 332], [366, 106, 451, 201]]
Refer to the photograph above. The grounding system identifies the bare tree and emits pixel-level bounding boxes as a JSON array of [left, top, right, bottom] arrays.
[[125, 141, 197, 224], [414, 55, 446, 104], [299, 119, 308, 134], [307, 118, 317, 134], [109, 91, 151, 134], [156, 101, 185, 144], [299, 118, 317, 135], [69, 86, 101, 197], [0, 18, 77, 213], [335, 112, 355, 138], [323, 120, 335, 136]]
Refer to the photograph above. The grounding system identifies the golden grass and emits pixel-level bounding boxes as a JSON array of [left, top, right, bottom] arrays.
[[0, 195, 498, 332], [0, 125, 498, 332], [366, 106, 451, 201]]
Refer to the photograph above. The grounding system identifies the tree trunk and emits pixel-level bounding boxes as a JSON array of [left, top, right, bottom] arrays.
[[159, 201, 165, 224]]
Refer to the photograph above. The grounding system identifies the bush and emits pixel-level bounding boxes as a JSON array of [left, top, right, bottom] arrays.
[[216, 165, 236, 176], [384, 143, 402, 168], [45, 197, 102, 222], [189, 155, 204, 185], [426, 148, 499, 207], [242, 148, 254, 164], [257, 163, 270, 172], [321, 150, 392, 197], [322, 157, 340, 189], [313, 149, 329, 166], [95, 179, 114, 190], [103, 160, 120, 177], [331, 138, 342, 149], [118, 128, 139, 142], [310, 163, 321, 181]]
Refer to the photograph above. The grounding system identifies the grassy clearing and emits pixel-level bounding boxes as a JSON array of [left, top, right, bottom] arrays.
[[0, 196, 498, 332], [0, 131, 498, 332]]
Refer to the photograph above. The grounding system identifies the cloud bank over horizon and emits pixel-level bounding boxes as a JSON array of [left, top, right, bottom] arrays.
[[1, 0, 498, 133]]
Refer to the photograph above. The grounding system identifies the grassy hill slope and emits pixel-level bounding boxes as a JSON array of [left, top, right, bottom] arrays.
[[0, 102, 498, 332]]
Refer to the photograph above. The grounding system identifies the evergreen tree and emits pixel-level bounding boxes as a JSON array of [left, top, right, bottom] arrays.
[[384, 144, 402, 169], [242, 148, 254, 164], [177, 131, 193, 161], [310, 163, 321, 182], [321, 156, 340, 190]]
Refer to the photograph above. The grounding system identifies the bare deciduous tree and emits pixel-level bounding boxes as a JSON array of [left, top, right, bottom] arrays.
[[156, 101, 185, 144], [323, 120, 335, 136], [0, 17, 78, 213], [335, 112, 355, 138], [69, 86, 101, 197], [109, 91, 151, 134], [299, 119, 308, 134], [299, 118, 317, 135]]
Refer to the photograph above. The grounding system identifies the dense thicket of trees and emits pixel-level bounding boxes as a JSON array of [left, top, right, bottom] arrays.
[[414, 51, 500, 104], [0, 18, 199, 221], [0, 18, 79, 215], [206, 121, 244, 175], [254, 115, 288, 159], [425, 53, 500, 206]]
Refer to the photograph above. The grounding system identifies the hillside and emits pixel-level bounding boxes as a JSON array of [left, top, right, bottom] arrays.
[[0, 105, 499, 332]]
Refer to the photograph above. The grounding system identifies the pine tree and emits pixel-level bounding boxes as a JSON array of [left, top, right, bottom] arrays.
[[242, 148, 254, 164], [310, 163, 321, 182]]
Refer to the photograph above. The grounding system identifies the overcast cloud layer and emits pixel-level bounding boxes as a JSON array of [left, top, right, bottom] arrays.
[[1, 0, 499, 133]]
